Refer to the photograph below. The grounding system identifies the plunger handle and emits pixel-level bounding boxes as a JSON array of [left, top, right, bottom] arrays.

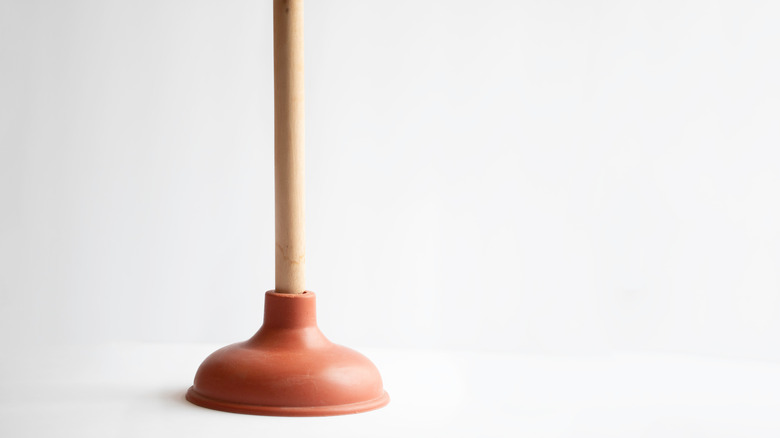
[[274, 0, 306, 294]]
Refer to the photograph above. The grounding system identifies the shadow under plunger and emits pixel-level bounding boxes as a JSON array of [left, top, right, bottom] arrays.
[[186, 0, 389, 416]]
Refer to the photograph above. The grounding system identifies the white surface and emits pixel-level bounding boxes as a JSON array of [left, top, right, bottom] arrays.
[[2, 0, 780, 361], [2, 343, 780, 437]]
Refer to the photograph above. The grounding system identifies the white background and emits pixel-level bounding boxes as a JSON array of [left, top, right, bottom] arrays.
[[2, 0, 780, 360]]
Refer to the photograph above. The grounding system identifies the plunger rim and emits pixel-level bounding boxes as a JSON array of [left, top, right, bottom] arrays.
[[186, 387, 389, 417]]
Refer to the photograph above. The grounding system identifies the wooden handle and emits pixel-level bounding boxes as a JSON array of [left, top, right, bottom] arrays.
[[274, 0, 306, 294]]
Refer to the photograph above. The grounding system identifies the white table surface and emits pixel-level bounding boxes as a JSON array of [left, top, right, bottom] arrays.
[[2, 342, 780, 437]]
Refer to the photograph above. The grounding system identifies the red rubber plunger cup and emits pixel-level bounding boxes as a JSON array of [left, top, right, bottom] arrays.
[[186, 291, 389, 416], [186, 0, 389, 416]]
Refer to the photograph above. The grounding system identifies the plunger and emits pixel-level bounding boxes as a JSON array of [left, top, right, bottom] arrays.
[[186, 0, 389, 416]]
